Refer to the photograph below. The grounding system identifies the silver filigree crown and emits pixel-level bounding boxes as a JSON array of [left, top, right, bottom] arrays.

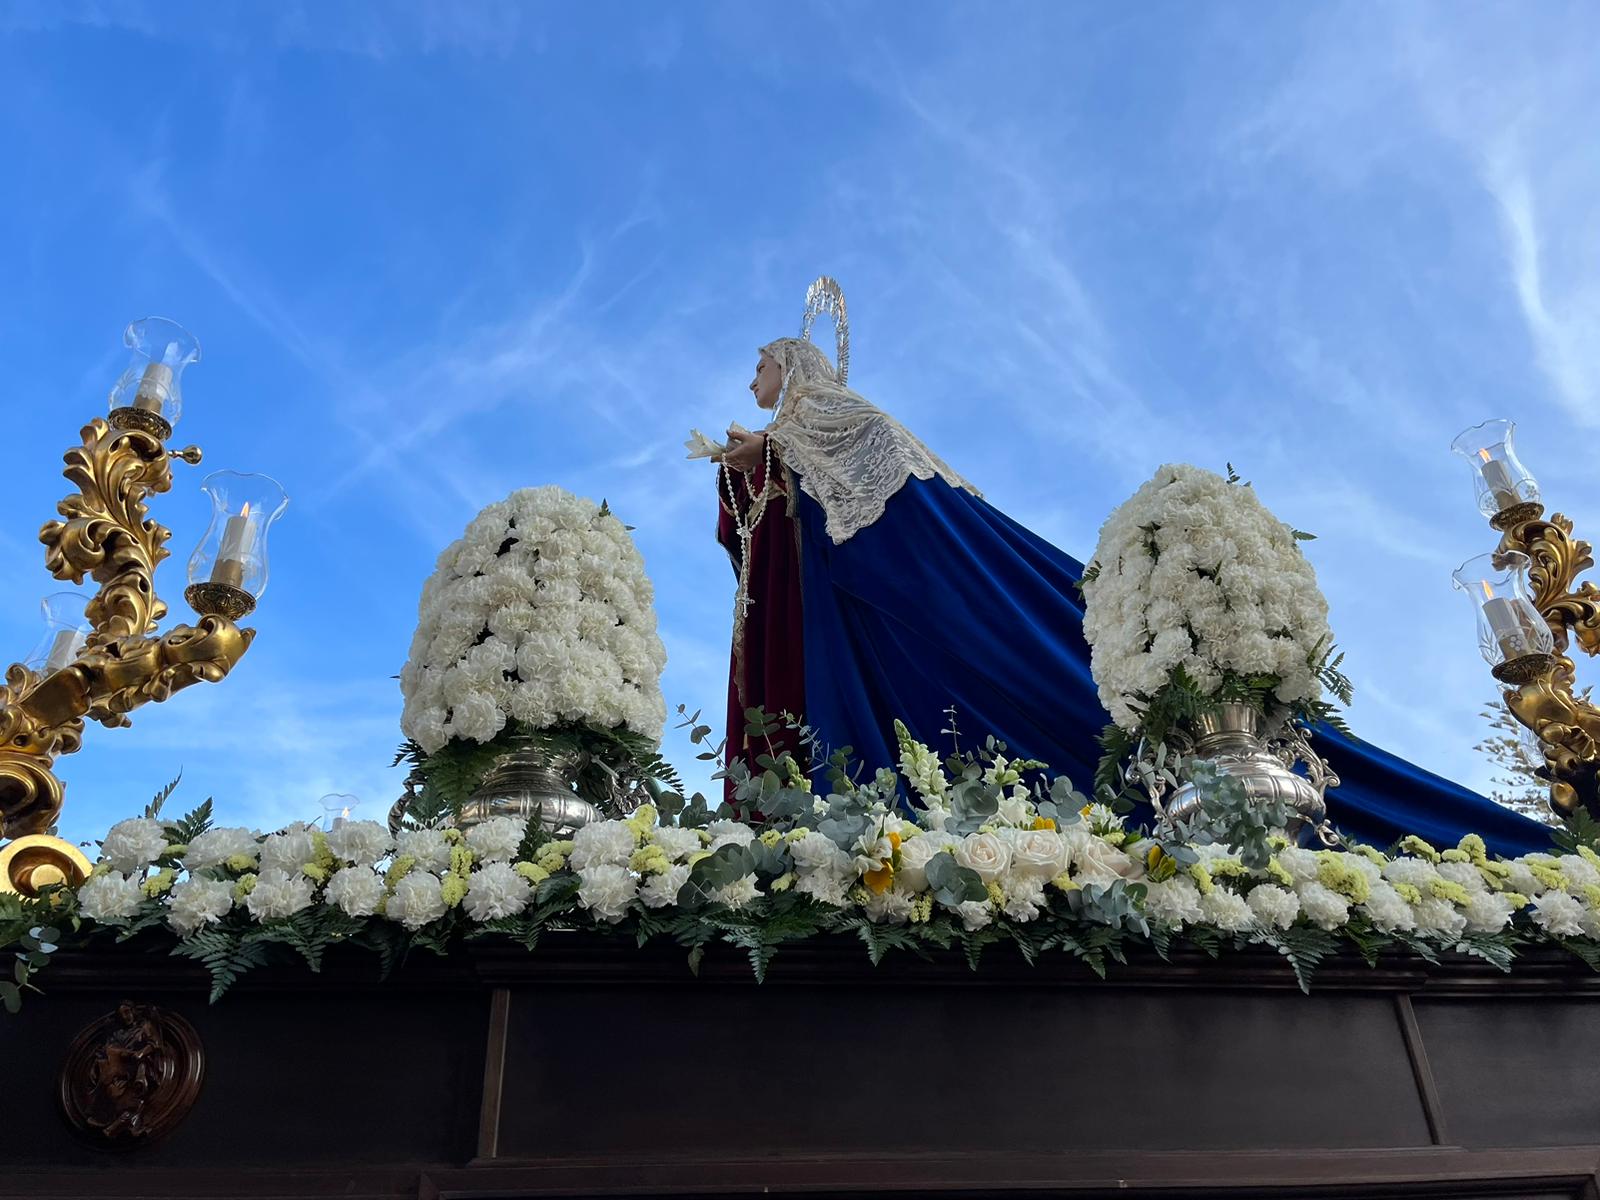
[[800, 276, 849, 384]]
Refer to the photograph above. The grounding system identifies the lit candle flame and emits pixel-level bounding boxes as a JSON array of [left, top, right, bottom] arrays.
[[1479, 448, 1492, 463], [340, 806, 350, 819], [239, 501, 252, 519], [1482, 580, 1494, 601]]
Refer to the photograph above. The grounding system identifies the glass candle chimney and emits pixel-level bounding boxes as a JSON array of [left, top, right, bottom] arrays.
[[185, 471, 289, 618], [1452, 551, 1554, 671], [107, 317, 201, 437], [319, 794, 361, 832], [24, 591, 93, 676], [1451, 419, 1540, 520]]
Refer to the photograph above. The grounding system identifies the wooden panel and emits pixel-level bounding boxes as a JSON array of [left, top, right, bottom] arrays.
[[492, 982, 1430, 1158], [1417, 997, 1600, 1149]]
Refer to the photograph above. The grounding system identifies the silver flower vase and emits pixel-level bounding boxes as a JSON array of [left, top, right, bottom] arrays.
[[1155, 702, 1337, 841], [461, 739, 601, 835]]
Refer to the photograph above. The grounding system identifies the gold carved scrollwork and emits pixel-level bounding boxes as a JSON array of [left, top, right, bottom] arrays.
[[40, 419, 176, 644], [1495, 508, 1600, 817], [0, 407, 256, 850]]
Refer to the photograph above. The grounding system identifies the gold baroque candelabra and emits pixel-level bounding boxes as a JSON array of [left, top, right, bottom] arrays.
[[1452, 420, 1600, 819], [0, 319, 286, 896]]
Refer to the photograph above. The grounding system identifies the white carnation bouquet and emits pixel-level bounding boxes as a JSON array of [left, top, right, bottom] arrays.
[[1080, 464, 1351, 775], [396, 486, 672, 818]]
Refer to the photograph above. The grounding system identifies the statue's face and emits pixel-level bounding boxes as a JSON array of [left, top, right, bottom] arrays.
[[750, 353, 781, 409]]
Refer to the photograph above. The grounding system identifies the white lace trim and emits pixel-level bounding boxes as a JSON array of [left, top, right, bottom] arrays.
[[765, 382, 978, 544]]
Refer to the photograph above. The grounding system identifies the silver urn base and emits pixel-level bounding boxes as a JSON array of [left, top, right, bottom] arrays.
[[461, 740, 601, 835], [1159, 702, 1336, 840]]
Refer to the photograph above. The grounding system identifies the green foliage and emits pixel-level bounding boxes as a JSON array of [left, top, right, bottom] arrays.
[[1265, 925, 1339, 994], [170, 929, 272, 1005]]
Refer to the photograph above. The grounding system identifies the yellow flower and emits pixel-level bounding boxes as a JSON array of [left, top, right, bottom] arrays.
[[686, 850, 711, 867], [513, 861, 550, 886], [1392, 881, 1422, 905], [1428, 878, 1471, 905], [225, 853, 255, 873], [164, 843, 190, 859], [1579, 845, 1600, 872], [1032, 816, 1057, 831], [1209, 858, 1248, 880], [626, 803, 659, 836], [309, 829, 338, 874], [770, 872, 795, 893], [1349, 844, 1388, 868], [1440, 848, 1470, 865], [1266, 859, 1295, 888], [439, 875, 467, 908], [758, 830, 783, 848], [1315, 853, 1372, 904], [1504, 892, 1529, 908], [385, 854, 417, 890], [1458, 834, 1490, 865], [301, 863, 328, 884], [142, 869, 176, 898], [629, 846, 671, 876], [1188, 863, 1214, 896], [1146, 845, 1176, 882], [1477, 860, 1513, 889], [909, 894, 934, 923], [1529, 860, 1568, 892], [449, 845, 475, 878], [985, 880, 1005, 906], [442, 828, 464, 845], [863, 865, 894, 894], [1397, 836, 1440, 863], [233, 873, 258, 901], [1582, 884, 1600, 909], [1049, 871, 1079, 893]]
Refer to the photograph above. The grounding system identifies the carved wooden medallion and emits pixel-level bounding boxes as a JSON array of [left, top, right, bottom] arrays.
[[59, 1001, 205, 1147]]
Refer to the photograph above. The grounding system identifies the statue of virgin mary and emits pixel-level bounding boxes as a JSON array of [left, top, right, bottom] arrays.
[[709, 279, 1549, 857]]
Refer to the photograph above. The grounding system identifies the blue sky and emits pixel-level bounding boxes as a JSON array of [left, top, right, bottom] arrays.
[[2, 2, 1596, 846]]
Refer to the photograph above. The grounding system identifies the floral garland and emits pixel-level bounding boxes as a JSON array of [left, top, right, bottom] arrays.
[[398, 486, 667, 753], [1081, 464, 1336, 733], [5, 719, 1597, 1012]]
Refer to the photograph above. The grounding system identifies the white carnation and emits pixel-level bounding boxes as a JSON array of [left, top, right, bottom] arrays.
[[640, 863, 691, 908], [712, 873, 761, 910], [1531, 890, 1586, 937], [1361, 881, 1416, 933], [707, 820, 757, 850], [324, 866, 387, 917], [244, 868, 316, 921], [650, 826, 702, 862], [570, 820, 638, 870], [576, 864, 637, 922], [185, 826, 260, 870], [99, 818, 168, 873], [78, 870, 147, 922], [259, 825, 319, 875], [324, 820, 392, 867], [1463, 890, 1516, 934], [1000, 877, 1047, 923], [167, 877, 233, 936], [396, 828, 452, 874], [1142, 877, 1203, 927], [464, 816, 528, 864], [1412, 896, 1468, 940], [953, 899, 993, 931], [1296, 881, 1350, 930], [388, 871, 448, 929], [1245, 884, 1299, 931], [1200, 888, 1255, 933], [464, 861, 534, 921]]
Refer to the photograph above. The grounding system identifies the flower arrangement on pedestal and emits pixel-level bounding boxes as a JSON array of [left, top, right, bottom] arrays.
[[395, 486, 674, 825], [1080, 464, 1353, 825]]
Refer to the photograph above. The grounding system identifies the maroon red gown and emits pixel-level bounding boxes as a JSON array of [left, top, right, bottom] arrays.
[[716, 454, 807, 806]]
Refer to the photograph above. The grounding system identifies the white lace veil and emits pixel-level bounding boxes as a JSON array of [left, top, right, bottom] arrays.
[[758, 287, 977, 544]]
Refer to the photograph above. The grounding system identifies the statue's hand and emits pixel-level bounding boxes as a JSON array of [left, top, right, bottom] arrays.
[[723, 429, 766, 474]]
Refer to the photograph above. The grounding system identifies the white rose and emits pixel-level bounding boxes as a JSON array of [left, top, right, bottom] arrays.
[[99, 818, 169, 873], [955, 832, 1011, 883], [464, 861, 533, 921], [897, 831, 957, 891], [324, 820, 393, 868], [78, 870, 146, 922], [387, 872, 447, 929], [1002, 828, 1067, 882], [1063, 829, 1136, 885], [259, 825, 319, 875], [396, 828, 453, 873], [167, 877, 233, 936], [324, 866, 386, 917], [244, 869, 316, 921], [465, 816, 528, 864], [577, 864, 637, 923], [570, 821, 638, 870], [185, 826, 260, 870]]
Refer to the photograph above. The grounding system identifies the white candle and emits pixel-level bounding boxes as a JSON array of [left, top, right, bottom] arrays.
[[1483, 596, 1539, 661], [209, 503, 258, 588], [133, 362, 173, 414], [44, 629, 84, 673], [1477, 451, 1519, 512]]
